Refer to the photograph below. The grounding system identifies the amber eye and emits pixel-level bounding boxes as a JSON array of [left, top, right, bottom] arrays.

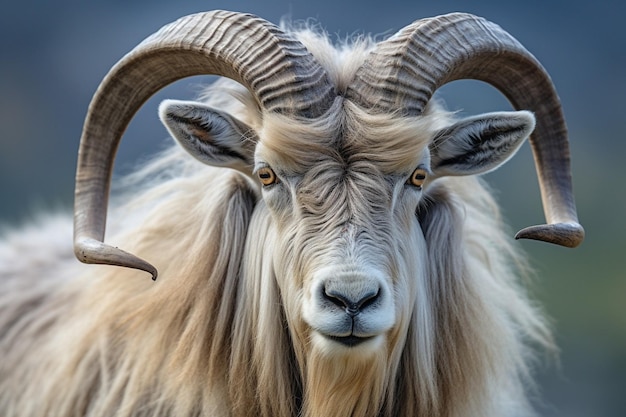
[[408, 167, 427, 188], [257, 167, 277, 186]]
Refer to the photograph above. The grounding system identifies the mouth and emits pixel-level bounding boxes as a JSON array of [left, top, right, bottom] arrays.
[[325, 334, 375, 347]]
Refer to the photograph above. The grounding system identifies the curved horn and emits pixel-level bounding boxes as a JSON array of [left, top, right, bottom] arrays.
[[74, 10, 336, 279], [345, 12, 584, 248]]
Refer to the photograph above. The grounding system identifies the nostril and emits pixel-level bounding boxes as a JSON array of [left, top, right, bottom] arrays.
[[322, 287, 350, 309], [358, 289, 380, 311], [322, 286, 381, 316]]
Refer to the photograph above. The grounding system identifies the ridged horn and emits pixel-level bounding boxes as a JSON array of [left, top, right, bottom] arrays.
[[74, 10, 336, 279], [346, 12, 584, 248]]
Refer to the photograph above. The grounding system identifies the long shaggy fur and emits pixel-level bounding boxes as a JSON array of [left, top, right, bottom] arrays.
[[0, 25, 553, 417]]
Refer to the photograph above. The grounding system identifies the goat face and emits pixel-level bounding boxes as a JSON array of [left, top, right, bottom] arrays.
[[159, 98, 535, 355]]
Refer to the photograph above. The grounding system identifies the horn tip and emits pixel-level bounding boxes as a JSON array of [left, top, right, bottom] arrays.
[[74, 237, 158, 280], [515, 222, 585, 248]]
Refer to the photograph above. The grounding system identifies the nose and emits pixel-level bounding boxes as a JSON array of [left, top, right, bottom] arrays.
[[304, 269, 395, 346], [322, 285, 381, 317]]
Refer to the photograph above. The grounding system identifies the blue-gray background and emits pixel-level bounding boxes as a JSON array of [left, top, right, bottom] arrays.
[[1, 1, 624, 415]]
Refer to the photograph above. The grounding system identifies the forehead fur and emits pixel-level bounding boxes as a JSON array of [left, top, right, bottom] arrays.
[[258, 100, 450, 176]]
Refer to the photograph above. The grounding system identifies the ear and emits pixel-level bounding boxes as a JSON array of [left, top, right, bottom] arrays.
[[158, 99, 257, 176], [429, 111, 535, 178]]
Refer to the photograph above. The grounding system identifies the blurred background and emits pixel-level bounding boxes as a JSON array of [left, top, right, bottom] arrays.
[[0, 0, 623, 415]]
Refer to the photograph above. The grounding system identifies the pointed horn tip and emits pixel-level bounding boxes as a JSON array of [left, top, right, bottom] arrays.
[[73, 237, 158, 280], [514, 222, 585, 248]]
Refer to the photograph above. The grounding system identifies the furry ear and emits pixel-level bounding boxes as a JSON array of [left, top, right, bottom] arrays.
[[430, 111, 535, 177], [159, 99, 257, 176]]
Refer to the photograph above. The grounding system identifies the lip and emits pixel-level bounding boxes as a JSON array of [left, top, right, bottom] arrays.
[[325, 334, 375, 347]]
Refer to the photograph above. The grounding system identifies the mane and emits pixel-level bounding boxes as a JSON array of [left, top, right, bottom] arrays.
[[0, 27, 553, 417]]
